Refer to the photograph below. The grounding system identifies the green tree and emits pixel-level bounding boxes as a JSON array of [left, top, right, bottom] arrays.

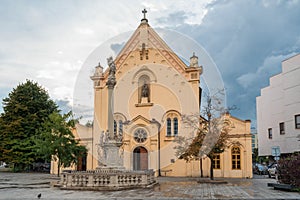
[[0, 80, 58, 171], [35, 111, 87, 176], [174, 91, 232, 180], [252, 148, 259, 163]]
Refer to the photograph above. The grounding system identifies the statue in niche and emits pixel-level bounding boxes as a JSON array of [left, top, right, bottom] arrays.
[[141, 82, 149, 98]]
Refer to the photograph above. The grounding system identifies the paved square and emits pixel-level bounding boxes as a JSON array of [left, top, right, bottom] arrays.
[[0, 173, 299, 199]]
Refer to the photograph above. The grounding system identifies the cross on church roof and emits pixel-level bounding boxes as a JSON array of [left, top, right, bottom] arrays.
[[142, 8, 147, 19]]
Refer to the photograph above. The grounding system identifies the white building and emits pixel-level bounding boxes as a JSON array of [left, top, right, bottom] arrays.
[[256, 54, 300, 157], [251, 128, 258, 153]]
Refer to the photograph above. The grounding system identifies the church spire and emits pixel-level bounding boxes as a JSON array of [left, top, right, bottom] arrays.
[[141, 8, 148, 23]]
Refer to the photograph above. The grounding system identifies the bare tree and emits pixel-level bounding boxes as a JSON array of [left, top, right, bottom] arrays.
[[174, 90, 234, 180]]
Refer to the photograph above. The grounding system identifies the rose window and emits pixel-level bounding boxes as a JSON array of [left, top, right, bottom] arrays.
[[134, 128, 147, 143]]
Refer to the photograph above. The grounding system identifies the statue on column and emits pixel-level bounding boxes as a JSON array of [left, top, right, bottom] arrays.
[[106, 56, 116, 88], [107, 56, 116, 76]]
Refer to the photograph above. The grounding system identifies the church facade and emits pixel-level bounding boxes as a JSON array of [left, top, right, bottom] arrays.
[[51, 12, 253, 178]]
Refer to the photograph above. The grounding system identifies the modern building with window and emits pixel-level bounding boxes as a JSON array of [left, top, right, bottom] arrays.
[[256, 53, 300, 158], [251, 128, 258, 152], [51, 12, 252, 178]]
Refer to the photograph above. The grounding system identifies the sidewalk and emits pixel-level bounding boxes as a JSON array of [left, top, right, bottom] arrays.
[[0, 172, 299, 199]]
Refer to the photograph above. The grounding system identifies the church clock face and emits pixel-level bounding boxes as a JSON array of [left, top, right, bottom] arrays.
[[134, 128, 147, 143]]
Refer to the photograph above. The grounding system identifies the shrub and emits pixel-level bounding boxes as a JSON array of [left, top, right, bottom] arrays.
[[277, 153, 300, 188]]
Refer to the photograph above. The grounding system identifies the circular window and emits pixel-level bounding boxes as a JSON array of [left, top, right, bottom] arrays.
[[134, 128, 147, 143]]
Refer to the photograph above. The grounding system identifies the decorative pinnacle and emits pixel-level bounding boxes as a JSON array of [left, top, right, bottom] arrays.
[[191, 52, 198, 58]]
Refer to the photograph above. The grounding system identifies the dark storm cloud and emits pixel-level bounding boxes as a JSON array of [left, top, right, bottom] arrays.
[[156, 11, 189, 27], [161, 0, 300, 125], [111, 42, 125, 55], [56, 99, 73, 114]]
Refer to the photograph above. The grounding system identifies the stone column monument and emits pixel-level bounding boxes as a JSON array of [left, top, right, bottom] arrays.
[[106, 56, 117, 139], [100, 56, 123, 169]]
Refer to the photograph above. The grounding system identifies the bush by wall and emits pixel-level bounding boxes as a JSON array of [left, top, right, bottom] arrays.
[[277, 153, 300, 188]]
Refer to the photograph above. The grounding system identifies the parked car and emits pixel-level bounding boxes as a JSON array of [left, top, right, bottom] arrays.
[[268, 163, 278, 178], [0, 162, 7, 168], [0, 162, 12, 172], [253, 163, 268, 175]]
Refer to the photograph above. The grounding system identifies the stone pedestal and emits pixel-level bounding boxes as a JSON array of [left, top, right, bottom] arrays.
[[99, 139, 124, 169], [141, 97, 148, 104]]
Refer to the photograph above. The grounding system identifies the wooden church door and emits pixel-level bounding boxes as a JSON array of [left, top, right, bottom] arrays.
[[133, 146, 148, 170]]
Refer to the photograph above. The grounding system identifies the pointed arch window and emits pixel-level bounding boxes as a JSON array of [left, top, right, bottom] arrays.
[[166, 115, 180, 137], [167, 118, 172, 136], [232, 146, 241, 169], [173, 118, 178, 136]]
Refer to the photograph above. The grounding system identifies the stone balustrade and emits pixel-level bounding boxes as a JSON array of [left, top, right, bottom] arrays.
[[60, 169, 156, 190]]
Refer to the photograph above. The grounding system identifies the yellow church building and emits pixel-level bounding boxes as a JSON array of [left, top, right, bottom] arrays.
[[51, 11, 252, 178]]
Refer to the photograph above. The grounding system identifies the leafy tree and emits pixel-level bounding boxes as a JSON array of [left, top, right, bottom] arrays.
[[174, 91, 232, 180], [0, 80, 58, 171], [35, 111, 87, 176]]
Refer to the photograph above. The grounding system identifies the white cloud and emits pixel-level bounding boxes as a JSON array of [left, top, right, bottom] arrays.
[[75, 27, 95, 36], [0, 0, 299, 126]]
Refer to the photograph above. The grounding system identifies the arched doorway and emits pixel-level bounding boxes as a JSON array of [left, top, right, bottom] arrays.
[[133, 146, 148, 170]]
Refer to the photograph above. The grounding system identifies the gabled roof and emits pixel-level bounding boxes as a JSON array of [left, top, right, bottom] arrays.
[[114, 19, 188, 73]]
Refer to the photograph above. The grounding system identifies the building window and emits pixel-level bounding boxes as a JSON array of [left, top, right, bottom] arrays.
[[113, 118, 124, 137], [268, 128, 272, 139], [118, 120, 123, 136], [114, 120, 117, 135], [167, 118, 172, 136], [232, 146, 241, 170], [295, 114, 300, 129], [213, 154, 220, 169], [173, 118, 178, 136], [279, 122, 285, 135]]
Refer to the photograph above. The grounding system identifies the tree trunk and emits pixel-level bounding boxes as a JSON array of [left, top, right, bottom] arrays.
[[200, 158, 203, 178], [208, 156, 214, 180], [57, 161, 60, 177]]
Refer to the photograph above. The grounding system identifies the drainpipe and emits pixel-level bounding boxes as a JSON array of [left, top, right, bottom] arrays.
[[91, 123, 94, 170], [151, 119, 161, 176]]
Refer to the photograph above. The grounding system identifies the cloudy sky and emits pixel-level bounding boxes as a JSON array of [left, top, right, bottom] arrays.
[[1, 0, 300, 127]]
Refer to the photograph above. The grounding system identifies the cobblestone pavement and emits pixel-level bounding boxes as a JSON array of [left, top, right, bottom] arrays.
[[0, 173, 299, 199]]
